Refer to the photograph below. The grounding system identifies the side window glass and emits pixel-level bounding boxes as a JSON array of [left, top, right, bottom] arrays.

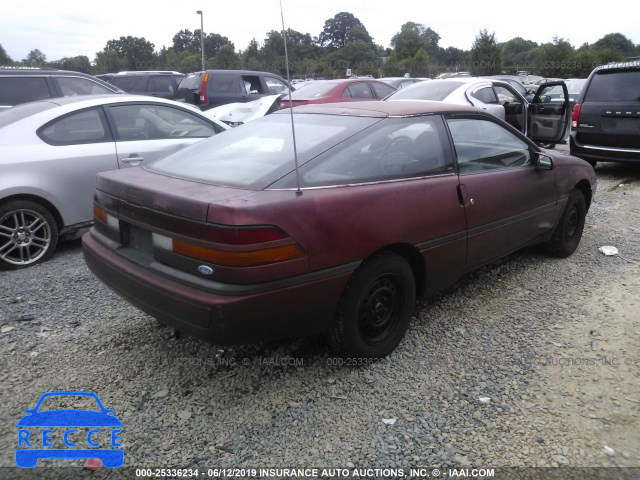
[[55, 77, 114, 96], [147, 76, 174, 94], [109, 104, 216, 141], [447, 118, 531, 174], [493, 85, 521, 105], [265, 77, 288, 95], [346, 83, 374, 99], [38, 108, 111, 145], [471, 87, 498, 104], [371, 82, 395, 99], [0, 77, 51, 105], [241, 75, 264, 94], [300, 116, 453, 186]]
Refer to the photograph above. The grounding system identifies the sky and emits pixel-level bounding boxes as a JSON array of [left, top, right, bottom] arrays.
[[1, 0, 639, 62]]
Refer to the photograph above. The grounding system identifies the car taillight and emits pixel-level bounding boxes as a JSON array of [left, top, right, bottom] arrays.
[[93, 205, 120, 231], [572, 103, 581, 129], [151, 226, 305, 268], [199, 73, 208, 104]]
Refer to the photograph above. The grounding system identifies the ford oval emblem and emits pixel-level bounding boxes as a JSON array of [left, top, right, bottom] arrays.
[[198, 265, 214, 276]]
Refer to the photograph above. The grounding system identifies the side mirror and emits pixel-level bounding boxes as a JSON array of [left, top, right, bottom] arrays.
[[536, 154, 553, 170]]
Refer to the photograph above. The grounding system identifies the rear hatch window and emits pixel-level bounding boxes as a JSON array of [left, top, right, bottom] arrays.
[[147, 112, 381, 189], [584, 70, 640, 102]]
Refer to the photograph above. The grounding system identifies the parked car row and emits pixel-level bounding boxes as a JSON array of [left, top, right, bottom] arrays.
[[0, 68, 123, 111], [2, 61, 636, 358]]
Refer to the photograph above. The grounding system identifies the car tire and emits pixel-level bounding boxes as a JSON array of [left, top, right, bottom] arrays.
[[0, 200, 58, 269], [544, 190, 586, 258], [536, 142, 556, 150], [586, 159, 597, 168], [326, 251, 416, 358]]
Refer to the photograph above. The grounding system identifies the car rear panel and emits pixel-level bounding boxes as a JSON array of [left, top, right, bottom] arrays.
[[572, 67, 640, 161], [84, 167, 353, 343]]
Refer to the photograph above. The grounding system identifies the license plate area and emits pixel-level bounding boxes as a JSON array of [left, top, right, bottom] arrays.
[[124, 223, 153, 256]]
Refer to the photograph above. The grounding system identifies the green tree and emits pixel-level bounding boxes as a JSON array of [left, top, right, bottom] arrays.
[[593, 33, 637, 58], [94, 49, 127, 73], [104, 36, 156, 70], [500, 37, 538, 70], [318, 12, 373, 49], [390, 23, 440, 61], [23, 49, 47, 67], [212, 44, 239, 69], [438, 46, 468, 70], [0, 44, 12, 65], [56, 56, 92, 73], [469, 29, 502, 75], [532, 36, 575, 77]]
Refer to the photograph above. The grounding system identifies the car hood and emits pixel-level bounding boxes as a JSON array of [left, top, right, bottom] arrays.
[[16, 410, 123, 427]]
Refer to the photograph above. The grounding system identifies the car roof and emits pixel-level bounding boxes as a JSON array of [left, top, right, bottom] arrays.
[[0, 95, 228, 130], [594, 60, 640, 72], [278, 100, 482, 117], [0, 68, 93, 77]]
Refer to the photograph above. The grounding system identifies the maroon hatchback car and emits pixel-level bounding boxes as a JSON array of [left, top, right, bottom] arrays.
[[83, 101, 596, 358]]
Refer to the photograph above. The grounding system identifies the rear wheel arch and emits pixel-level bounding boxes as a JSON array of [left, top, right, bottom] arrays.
[[381, 243, 427, 297], [574, 180, 592, 211], [0, 194, 64, 231]]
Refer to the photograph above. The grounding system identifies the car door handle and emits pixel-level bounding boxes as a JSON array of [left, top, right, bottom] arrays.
[[121, 156, 145, 164]]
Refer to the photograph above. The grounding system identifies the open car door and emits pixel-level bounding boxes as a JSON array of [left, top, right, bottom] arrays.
[[527, 81, 570, 144]]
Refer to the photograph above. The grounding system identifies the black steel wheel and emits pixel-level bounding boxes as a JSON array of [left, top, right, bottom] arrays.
[[544, 190, 586, 258], [327, 252, 416, 358]]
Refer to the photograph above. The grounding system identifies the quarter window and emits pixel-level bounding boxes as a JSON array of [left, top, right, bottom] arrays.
[[38, 108, 111, 145], [109, 104, 217, 141], [371, 82, 396, 99], [298, 116, 453, 186], [346, 83, 374, 99], [447, 118, 531, 173], [265, 77, 289, 94], [471, 87, 498, 104]]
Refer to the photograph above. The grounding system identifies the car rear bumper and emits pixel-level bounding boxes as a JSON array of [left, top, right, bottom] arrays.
[[82, 232, 353, 344], [570, 135, 640, 163]]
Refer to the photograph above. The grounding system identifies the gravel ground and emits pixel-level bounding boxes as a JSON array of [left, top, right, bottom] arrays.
[[1, 153, 639, 477]]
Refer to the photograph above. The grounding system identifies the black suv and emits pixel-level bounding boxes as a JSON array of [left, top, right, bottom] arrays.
[[174, 70, 292, 110], [106, 71, 184, 99], [570, 60, 640, 167], [0, 68, 122, 111]]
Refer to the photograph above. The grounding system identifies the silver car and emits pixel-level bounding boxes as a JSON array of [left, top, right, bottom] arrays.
[[0, 95, 228, 269], [386, 77, 571, 148]]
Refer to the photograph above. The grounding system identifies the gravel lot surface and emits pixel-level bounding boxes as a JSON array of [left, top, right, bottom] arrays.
[[1, 152, 639, 477]]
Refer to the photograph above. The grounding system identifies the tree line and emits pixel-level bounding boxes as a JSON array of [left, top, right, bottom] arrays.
[[1, 12, 638, 79]]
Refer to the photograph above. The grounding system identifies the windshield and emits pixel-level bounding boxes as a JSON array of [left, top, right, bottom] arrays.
[[387, 80, 464, 101], [148, 112, 381, 189], [290, 82, 337, 99]]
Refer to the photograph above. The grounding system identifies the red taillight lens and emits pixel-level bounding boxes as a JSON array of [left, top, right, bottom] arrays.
[[209, 226, 286, 245], [199, 73, 209, 104], [572, 103, 581, 129]]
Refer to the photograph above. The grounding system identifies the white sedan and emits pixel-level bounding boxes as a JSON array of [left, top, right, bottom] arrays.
[[0, 95, 228, 269]]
